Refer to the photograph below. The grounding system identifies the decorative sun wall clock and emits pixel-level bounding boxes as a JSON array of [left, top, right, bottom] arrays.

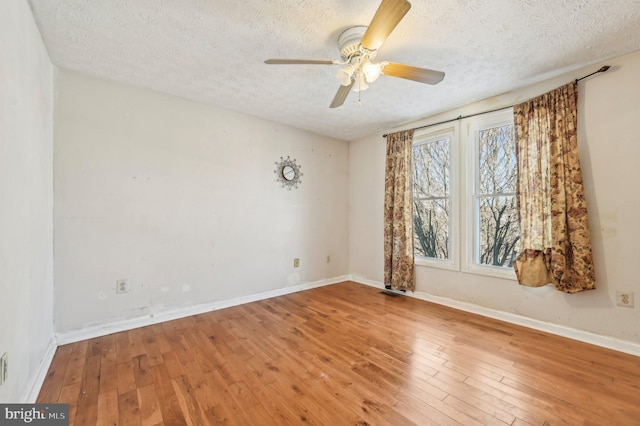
[[274, 156, 302, 190]]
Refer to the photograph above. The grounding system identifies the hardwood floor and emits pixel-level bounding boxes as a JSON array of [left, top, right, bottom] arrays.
[[38, 281, 640, 425]]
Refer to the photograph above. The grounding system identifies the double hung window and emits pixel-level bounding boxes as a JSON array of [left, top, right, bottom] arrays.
[[412, 128, 457, 270], [412, 110, 520, 278], [469, 116, 521, 274]]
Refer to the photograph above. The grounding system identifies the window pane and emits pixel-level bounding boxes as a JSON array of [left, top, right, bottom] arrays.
[[413, 139, 449, 198], [478, 124, 516, 194], [414, 199, 449, 259], [413, 134, 451, 261], [478, 195, 521, 267]]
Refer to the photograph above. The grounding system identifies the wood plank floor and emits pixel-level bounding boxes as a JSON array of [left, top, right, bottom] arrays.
[[38, 281, 640, 425]]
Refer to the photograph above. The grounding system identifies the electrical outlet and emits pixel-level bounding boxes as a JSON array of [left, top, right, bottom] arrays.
[[616, 291, 634, 308], [116, 279, 129, 294], [326, 255, 330, 263], [0, 352, 7, 386], [293, 258, 300, 268]]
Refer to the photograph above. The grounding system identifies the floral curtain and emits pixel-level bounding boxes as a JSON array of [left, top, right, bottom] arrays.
[[384, 130, 415, 291], [513, 82, 596, 293]]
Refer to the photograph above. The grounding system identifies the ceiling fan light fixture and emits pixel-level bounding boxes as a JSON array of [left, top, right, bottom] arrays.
[[353, 73, 369, 92], [362, 60, 382, 83], [336, 65, 355, 86]]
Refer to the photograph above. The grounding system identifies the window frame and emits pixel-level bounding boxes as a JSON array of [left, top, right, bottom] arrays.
[[462, 109, 518, 280], [412, 124, 459, 271]]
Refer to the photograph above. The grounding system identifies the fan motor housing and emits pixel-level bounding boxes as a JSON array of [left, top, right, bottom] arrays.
[[338, 26, 372, 60]]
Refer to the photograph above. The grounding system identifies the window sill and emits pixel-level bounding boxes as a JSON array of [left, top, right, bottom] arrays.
[[415, 257, 517, 281], [462, 263, 517, 281], [414, 256, 459, 272]]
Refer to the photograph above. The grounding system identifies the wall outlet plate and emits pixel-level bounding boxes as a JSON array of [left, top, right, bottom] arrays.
[[116, 279, 129, 294], [616, 291, 634, 308], [293, 258, 300, 268]]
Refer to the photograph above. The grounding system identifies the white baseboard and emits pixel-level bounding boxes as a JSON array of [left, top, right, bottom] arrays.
[[23, 336, 58, 403], [349, 274, 640, 357], [55, 275, 349, 345]]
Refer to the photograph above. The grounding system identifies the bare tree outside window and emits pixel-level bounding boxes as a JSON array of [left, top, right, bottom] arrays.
[[411, 118, 518, 270], [476, 124, 521, 267], [413, 136, 450, 259]]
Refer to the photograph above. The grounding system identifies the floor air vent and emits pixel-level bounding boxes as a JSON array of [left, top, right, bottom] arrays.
[[380, 290, 402, 297]]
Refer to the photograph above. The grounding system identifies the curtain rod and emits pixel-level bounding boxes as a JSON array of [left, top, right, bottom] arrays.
[[382, 65, 610, 138]]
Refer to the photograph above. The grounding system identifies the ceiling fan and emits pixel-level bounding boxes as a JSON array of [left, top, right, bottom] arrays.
[[264, 0, 445, 108]]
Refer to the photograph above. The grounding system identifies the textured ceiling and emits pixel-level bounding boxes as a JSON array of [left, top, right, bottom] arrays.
[[29, 0, 640, 141]]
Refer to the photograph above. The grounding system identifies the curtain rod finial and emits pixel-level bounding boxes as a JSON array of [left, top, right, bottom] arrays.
[[599, 65, 611, 72]]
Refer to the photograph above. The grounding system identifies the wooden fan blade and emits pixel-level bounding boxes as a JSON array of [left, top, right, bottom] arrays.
[[382, 62, 445, 85], [265, 59, 339, 65], [330, 83, 354, 108], [361, 0, 411, 51]]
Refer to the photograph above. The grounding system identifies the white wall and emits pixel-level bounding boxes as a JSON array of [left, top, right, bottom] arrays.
[[0, 0, 54, 402], [349, 50, 640, 344], [54, 69, 349, 333]]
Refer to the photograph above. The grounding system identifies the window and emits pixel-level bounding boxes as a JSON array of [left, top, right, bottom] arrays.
[[412, 128, 457, 269], [466, 111, 520, 276], [411, 110, 519, 279]]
